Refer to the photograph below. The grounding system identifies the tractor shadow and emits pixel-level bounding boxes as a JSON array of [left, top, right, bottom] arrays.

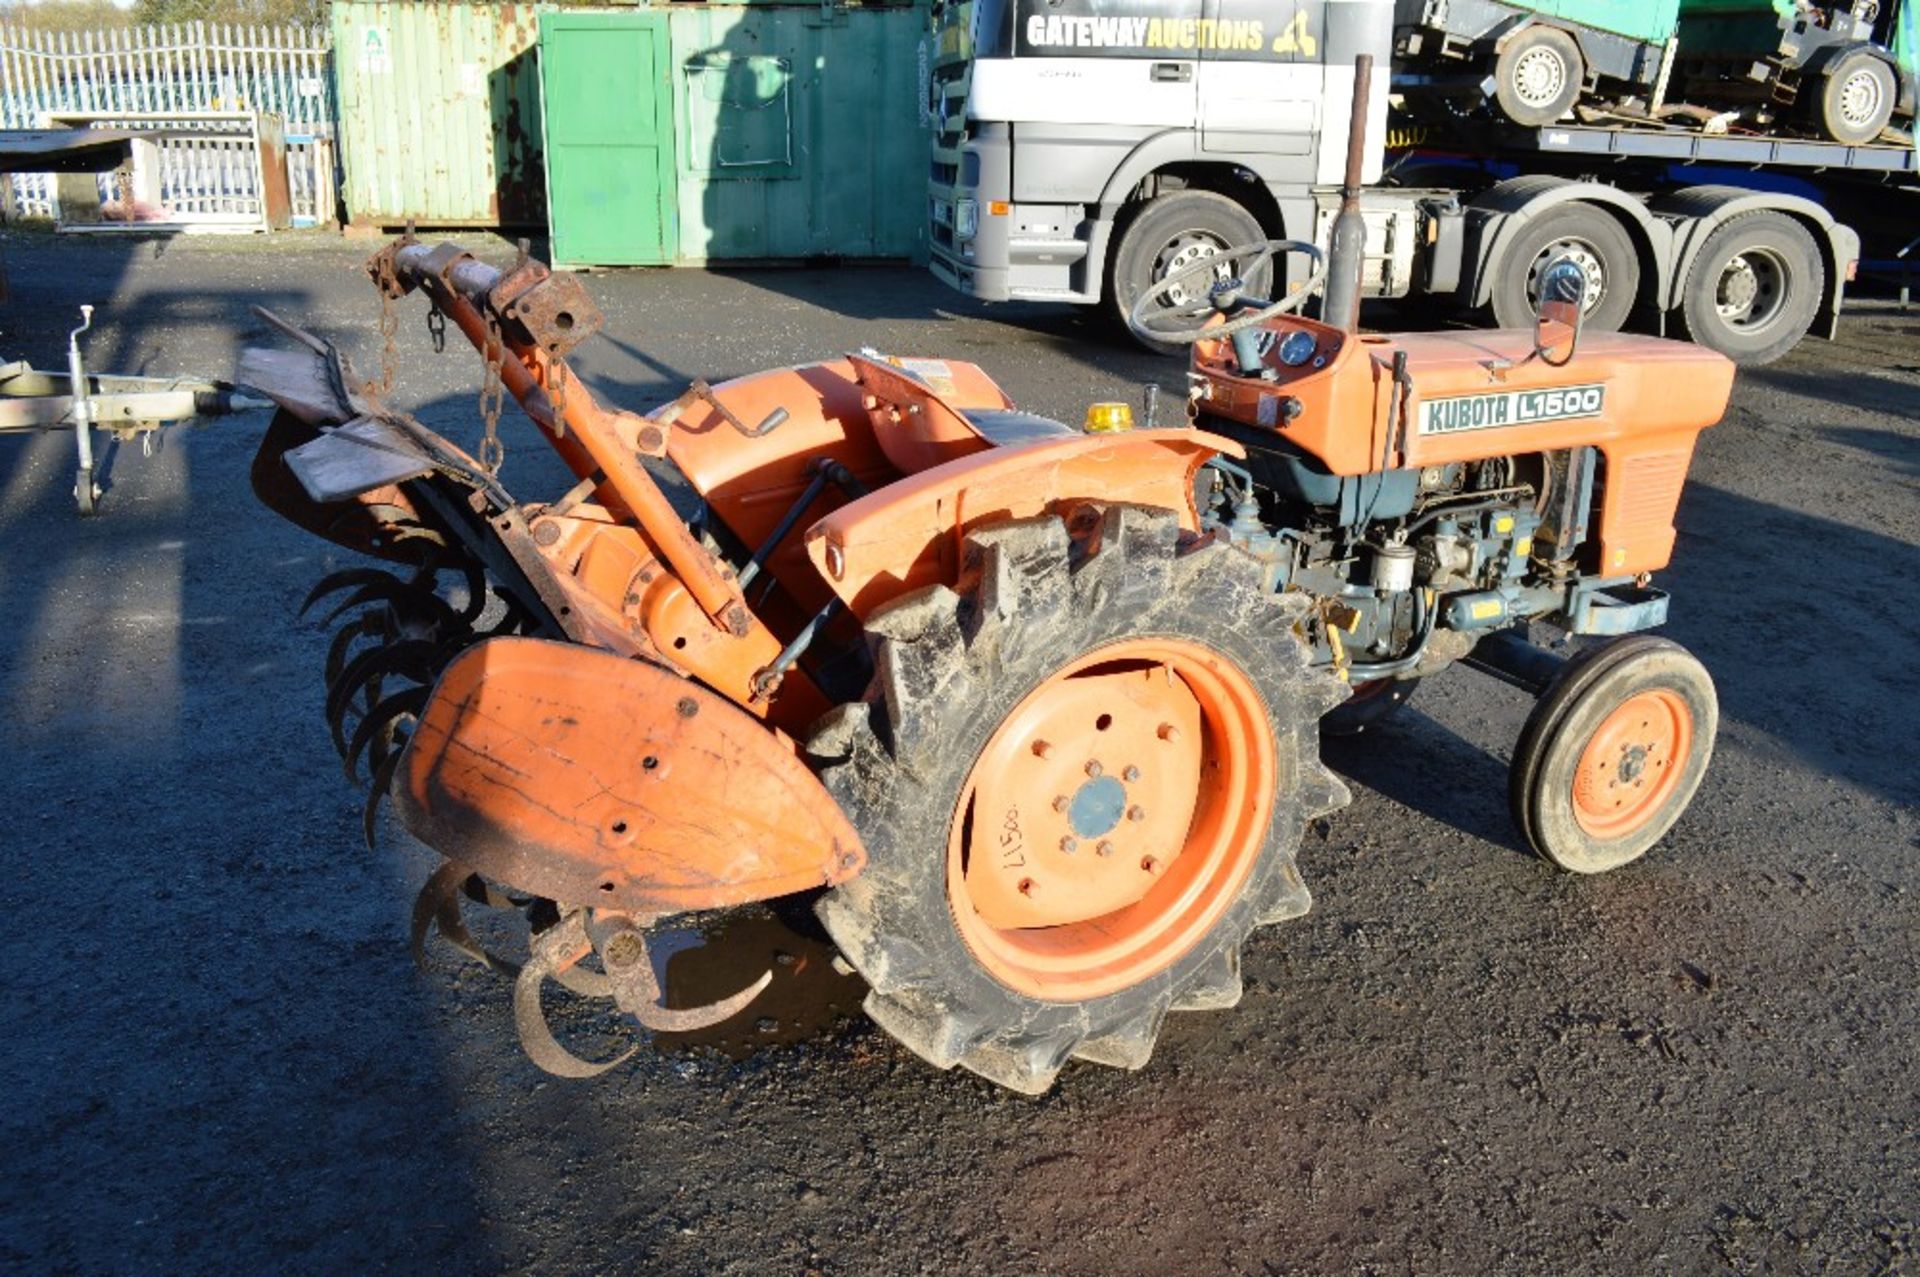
[[1319, 711, 1535, 860]]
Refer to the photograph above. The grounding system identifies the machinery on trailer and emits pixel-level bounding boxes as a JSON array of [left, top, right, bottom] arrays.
[[925, 0, 1918, 365], [1395, 0, 1916, 142], [246, 76, 1731, 1092]]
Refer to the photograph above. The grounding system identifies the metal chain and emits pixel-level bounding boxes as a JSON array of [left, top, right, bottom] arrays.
[[477, 308, 507, 475]]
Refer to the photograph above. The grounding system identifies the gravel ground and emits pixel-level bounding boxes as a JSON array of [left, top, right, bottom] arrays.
[[1, 230, 1915, 1275]]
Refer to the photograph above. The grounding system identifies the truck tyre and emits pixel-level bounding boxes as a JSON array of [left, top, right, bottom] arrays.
[[1111, 190, 1269, 356], [1493, 26, 1584, 127], [809, 507, 1348, 1093], [1509, 635, 1717, 874], [1675, 211, 1822, 367], [1489, 204, 1640, 334], [1812, 52, 1896, 145]]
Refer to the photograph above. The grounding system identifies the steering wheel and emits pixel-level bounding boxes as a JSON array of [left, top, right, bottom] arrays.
[[1127, 239, 1328, 346]]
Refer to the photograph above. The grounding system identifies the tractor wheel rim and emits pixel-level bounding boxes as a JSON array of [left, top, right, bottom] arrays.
[[1512, 46, 1567, 107], [1528, 240, 1605, 314], [947, 637, 1276, 1001], [1153, 235, 1229, 309], [1839, 67, 1885, 127], [1572, 688, 1693, 839], [1715, 247, 1788, 330]]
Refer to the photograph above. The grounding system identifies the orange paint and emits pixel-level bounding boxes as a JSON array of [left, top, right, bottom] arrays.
[[946, 638, 1276, 1001], [1573, 687, 1694, 838], [396, 637, 864, 915], [1193, 317, 1733, 576]]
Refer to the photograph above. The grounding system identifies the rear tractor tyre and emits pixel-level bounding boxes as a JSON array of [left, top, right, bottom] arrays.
[[809, 507, 1349, 1093], [1675, 212, 1823, 367], [1493, 26, 1585, 127], [1509, 635, 1717, 874]]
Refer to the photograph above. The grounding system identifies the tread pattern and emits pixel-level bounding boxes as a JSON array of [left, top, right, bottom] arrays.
[[809, 507, 1349, 1093]]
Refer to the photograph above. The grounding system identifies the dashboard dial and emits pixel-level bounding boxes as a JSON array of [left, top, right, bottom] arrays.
[[1277, 329, 1317, 367]]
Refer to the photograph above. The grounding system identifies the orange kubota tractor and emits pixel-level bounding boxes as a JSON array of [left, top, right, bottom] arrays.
[[245, 77, 1732, 1090]]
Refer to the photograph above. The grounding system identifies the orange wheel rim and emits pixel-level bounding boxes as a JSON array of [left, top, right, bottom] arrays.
[[946, 638, 1277, 1001], [1572, 688, 1693, 839]]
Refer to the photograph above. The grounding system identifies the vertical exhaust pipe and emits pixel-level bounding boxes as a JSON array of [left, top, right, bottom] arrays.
[[1321, 53, 1373, 334]]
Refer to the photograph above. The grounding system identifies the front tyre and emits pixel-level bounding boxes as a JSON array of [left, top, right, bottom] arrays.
[[1509, 635, 1718, 874], [1489, 204, 1640, 335], [809, 508, 1349, 1093]]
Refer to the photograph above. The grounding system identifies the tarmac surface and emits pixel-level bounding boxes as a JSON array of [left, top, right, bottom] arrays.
[[1, 230, 1915, 1275]]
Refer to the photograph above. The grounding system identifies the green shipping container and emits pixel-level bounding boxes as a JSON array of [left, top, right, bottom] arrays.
[[541, 4, 930, 267], [334, 1, 551, 227]]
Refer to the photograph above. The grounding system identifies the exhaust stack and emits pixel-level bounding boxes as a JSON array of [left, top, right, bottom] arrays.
[[1321, 53, 1373, 334]]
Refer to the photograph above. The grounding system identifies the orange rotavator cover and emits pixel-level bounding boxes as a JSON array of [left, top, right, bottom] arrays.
[[394, 637, 865, 915]]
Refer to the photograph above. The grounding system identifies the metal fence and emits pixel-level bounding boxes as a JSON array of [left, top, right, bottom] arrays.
[[0, 21, 338, 226]]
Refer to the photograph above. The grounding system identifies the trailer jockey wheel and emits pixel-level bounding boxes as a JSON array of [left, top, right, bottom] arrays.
[[1509, 635, 1717, 874], [808, 507, 1349, 1093], [1493, 26, 1584, 128], [1813, 52, 1896, 146]]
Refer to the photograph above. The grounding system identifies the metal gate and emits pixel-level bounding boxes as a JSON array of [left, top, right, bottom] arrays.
[[0, 21, 337, 226]]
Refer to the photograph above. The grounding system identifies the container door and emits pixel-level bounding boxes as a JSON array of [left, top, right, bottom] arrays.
[[541, 11, 678, 266]]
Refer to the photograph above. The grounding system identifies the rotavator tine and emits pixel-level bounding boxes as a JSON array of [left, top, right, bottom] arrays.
[[326, 639, 438, 756], [317, 577, 444, 631], [455, 556, 487, 624], [364, 746, 405, 854], [324, 613, 386, 688], [595, 918, 774, 1034], [409, 859, 522, 978], [513, 913, 637, 1079], [345, 685, 428, 785], [299, 567, 407, 619]]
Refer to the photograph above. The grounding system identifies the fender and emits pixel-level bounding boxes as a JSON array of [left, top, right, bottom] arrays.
[[805, 428, 1244, 618], [1463, 176, 1672, 310], [396, 637, 866, 915], [1649, 185, 1858, 340]]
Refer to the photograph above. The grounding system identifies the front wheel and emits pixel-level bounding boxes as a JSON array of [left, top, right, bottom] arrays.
[[809, 508, 1349, 1093], [1509, 635, 1717, 874], [1493, 26, 1585, 127]]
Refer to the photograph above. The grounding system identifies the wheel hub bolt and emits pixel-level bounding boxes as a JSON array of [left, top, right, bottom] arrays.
[[1052, 795, 1070, 813], [1122, 765, 1141, 783], [1157, 723, 1180, 742], [1140, 855, 1160, 874], [1085, 760, 1103, 778], [1127, 805, 1146, 822], [1096, 840, 1116, 858], [1060, 836, 1079, 854]]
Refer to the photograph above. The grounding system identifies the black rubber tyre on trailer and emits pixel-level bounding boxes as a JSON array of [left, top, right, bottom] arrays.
[[1509, 635, 1718, 874], [1489, 203, 1641, 335], [1493, 26, 1585, 127], [808, 507, 1348, 1093], [1111, 191, 1270, 356], [1675, 211, 1823, 367]]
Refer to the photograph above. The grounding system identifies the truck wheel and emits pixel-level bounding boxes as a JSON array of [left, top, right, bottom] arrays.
[[1676, 212, 1822, 367], [1493, 26, 1584, 127], [1509, 635, 1717, 874], [809, 507, 1349, 1093], [1321, 677, 1420, 737], [1813, 52, 1896, 145], [1489, 204, 1639, 334], [1111, 191, 1269, 356]]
